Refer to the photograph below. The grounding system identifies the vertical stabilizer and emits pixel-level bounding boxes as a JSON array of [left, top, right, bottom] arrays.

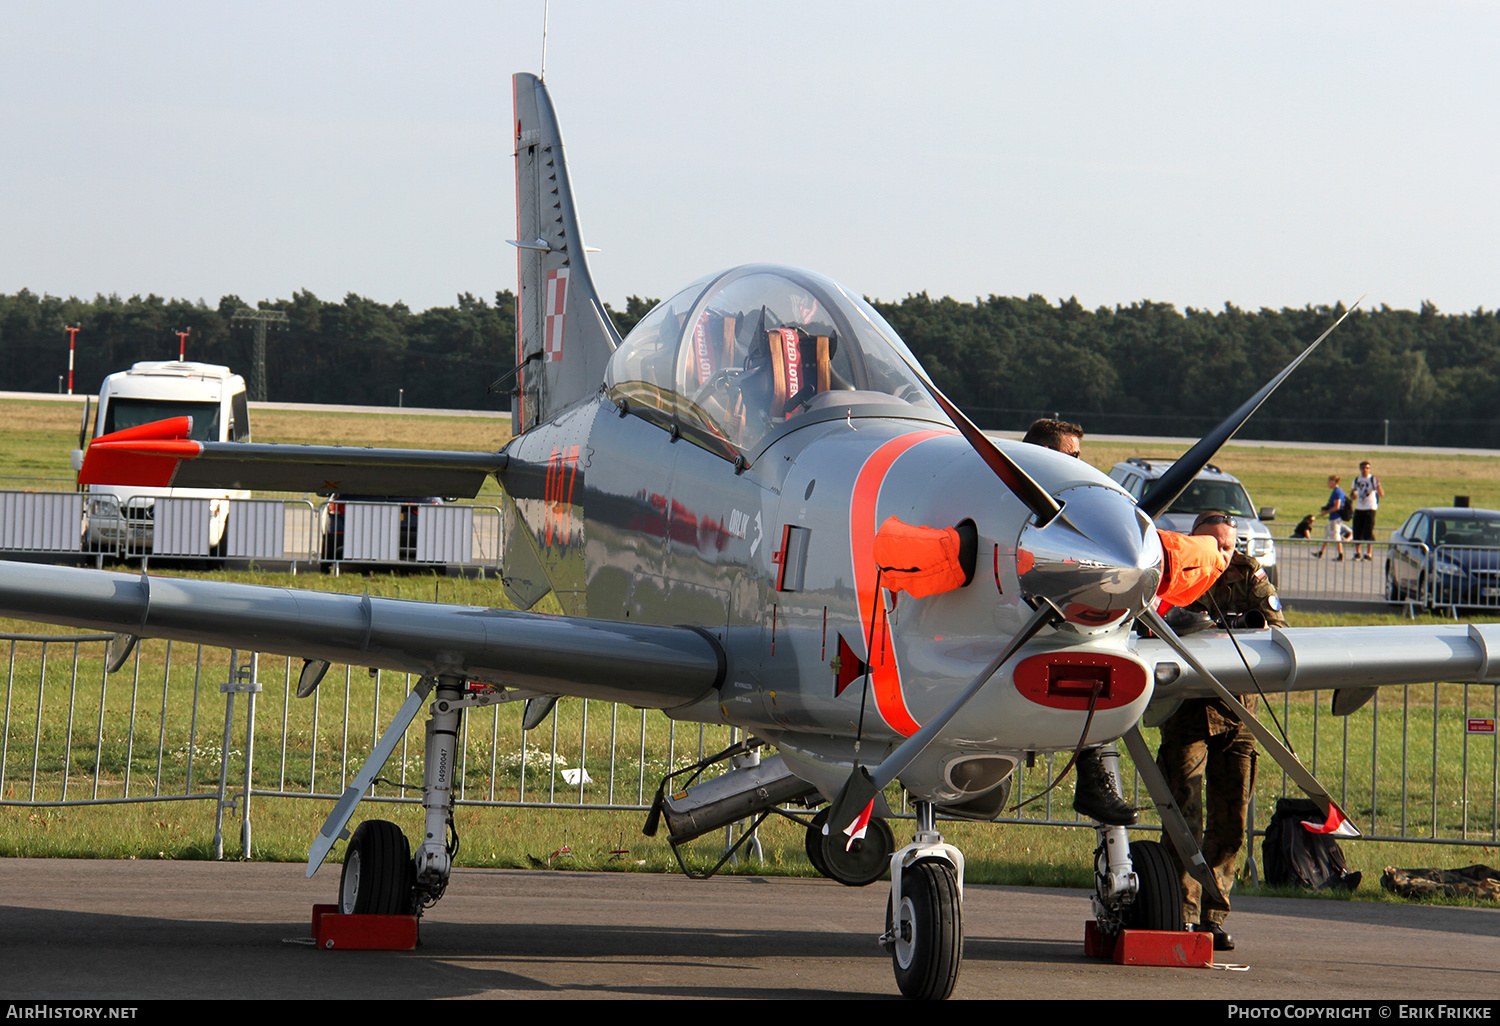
[[512, 72, 622, 434]]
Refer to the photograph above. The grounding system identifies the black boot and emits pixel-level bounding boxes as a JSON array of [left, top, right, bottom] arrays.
[[1201, 922, 1235, 950], [1073, 748, 1137, 826]]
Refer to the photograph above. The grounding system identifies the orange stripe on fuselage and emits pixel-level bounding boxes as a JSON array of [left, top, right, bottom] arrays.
[[849, 428, 956, 737]]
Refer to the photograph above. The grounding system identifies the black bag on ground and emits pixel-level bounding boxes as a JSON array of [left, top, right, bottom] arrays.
[[1262, 797, 1362, 891]]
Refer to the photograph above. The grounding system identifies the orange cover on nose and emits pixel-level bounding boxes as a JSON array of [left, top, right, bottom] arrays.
[[873, 517, 967, 598]]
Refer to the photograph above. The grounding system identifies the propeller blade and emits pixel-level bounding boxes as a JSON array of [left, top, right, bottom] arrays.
[[1138, 300, 1362, 519], [890, 348, 1063, 527], [825, 597, 1062, 836], [925, 389, 1064, 527], [1140, 606, 1358, 836]]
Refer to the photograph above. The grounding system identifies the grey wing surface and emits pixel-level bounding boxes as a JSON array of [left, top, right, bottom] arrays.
[[0, 561, 722, 708], [1135, 624, 1500, 701]]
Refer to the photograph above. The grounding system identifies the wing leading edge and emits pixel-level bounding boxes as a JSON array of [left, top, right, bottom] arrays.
[[1136, 623, 1500, 700], [0, 560, 723, 708]]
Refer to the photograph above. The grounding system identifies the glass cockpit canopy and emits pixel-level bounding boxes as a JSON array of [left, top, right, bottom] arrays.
[[605, 264, 933, 458]]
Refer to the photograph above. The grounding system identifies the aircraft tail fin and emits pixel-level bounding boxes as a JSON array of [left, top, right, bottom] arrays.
[[511, 72, 622, 434]]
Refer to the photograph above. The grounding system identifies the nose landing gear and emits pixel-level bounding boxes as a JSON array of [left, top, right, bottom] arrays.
[[879, 800, 965, 1000]]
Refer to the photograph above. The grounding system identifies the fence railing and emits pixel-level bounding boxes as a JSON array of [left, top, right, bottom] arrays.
[[0, 491, 504, 573], [1268, 536, 1400, 606]]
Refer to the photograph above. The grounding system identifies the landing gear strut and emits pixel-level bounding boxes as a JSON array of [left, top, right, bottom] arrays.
[[1090, 738, 1186, 937]]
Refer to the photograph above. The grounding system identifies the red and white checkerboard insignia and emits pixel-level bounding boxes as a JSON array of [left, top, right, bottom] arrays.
[[544, 269, 569, 363]]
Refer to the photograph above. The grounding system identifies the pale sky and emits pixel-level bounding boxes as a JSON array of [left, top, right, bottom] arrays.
[[2, 1, 1495, 317]]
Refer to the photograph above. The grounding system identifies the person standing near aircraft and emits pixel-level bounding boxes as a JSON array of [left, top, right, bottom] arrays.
[[1350, 461, 1384, 560], [1158, 510, 1287, 951], [1313, 475, 1347, 560], [1021, 417, 1083, 457], [1022, 417, 1137, 825]]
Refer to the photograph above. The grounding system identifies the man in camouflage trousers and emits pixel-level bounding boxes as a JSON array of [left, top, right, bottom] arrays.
[[1158, 511, 1287, 951]]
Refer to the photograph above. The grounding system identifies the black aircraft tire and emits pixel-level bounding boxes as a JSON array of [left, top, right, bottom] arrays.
[[809, 813, 893, 886], [1122, 839, 1184, 932], [887, 860, 962, 1000], [804, 811, 831, 878], [339, 820, 416, 915]]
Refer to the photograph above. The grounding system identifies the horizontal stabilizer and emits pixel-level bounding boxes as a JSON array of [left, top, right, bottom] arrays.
[[79, 419, 508, 497]]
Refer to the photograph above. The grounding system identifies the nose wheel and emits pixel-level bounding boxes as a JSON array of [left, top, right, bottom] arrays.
[[886, 859, 962, 1000]]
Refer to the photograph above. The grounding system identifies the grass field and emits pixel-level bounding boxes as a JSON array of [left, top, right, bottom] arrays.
[[1, 397, 1496, 910]]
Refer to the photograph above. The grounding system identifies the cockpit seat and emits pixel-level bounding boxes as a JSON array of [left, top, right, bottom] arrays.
[[768, 328, 835, 417]]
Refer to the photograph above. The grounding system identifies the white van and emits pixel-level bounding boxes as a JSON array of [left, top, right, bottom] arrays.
[[74, 361, 251, 553]]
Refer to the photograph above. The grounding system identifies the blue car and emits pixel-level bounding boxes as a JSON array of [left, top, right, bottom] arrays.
[[1386, 506, 1500, 607]]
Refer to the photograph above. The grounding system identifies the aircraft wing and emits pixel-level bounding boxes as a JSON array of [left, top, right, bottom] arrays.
[[0, 561, 723, 708], [78, 417, 509, 497], [1136, 624, 1500, 701]]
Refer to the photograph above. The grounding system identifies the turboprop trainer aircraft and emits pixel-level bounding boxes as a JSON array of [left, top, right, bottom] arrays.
[[3, 72, 1499, 1000]]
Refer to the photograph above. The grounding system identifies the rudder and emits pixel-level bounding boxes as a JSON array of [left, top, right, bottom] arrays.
[[511, 72, 622, 435]]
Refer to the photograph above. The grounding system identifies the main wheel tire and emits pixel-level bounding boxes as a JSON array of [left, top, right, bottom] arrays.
[[339, 820, 416, 915], [887, 860, 962, 1000], [1122, 839, 1184, 932], [804, 811, 831, 878], [807, 811, 893, 886]]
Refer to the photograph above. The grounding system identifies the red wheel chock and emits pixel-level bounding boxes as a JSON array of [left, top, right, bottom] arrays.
[[1084, 921, 1212, 966], [311, 904, 419, 950]]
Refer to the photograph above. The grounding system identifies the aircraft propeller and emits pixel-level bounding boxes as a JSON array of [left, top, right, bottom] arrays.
[[825, 302, 1362, 839]]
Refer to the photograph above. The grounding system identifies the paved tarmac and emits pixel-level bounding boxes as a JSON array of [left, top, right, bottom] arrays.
[[1, 858, 1496, 1001]]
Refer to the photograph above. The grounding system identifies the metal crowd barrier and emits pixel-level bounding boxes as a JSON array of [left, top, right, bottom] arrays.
[[1267, 536, 1396, 606], [319, 500, 503, 573], [0, 491, 502, 572], [1273, 531, 1500, 617], [118, 497, 322, 567], [0, 633, 734, 858], [1409, 544, 1500, 617], [1, 632, 1494, 862]]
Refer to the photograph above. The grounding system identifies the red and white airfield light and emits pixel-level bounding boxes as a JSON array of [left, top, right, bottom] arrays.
[[64, 325, 80, 395]]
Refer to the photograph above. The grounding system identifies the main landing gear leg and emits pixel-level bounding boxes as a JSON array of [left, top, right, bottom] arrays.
[[881, 801, 965, 1000], [1091, 729, 1204, 937], [413, 674, 463, 908], [307, 673, 462, 917]]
